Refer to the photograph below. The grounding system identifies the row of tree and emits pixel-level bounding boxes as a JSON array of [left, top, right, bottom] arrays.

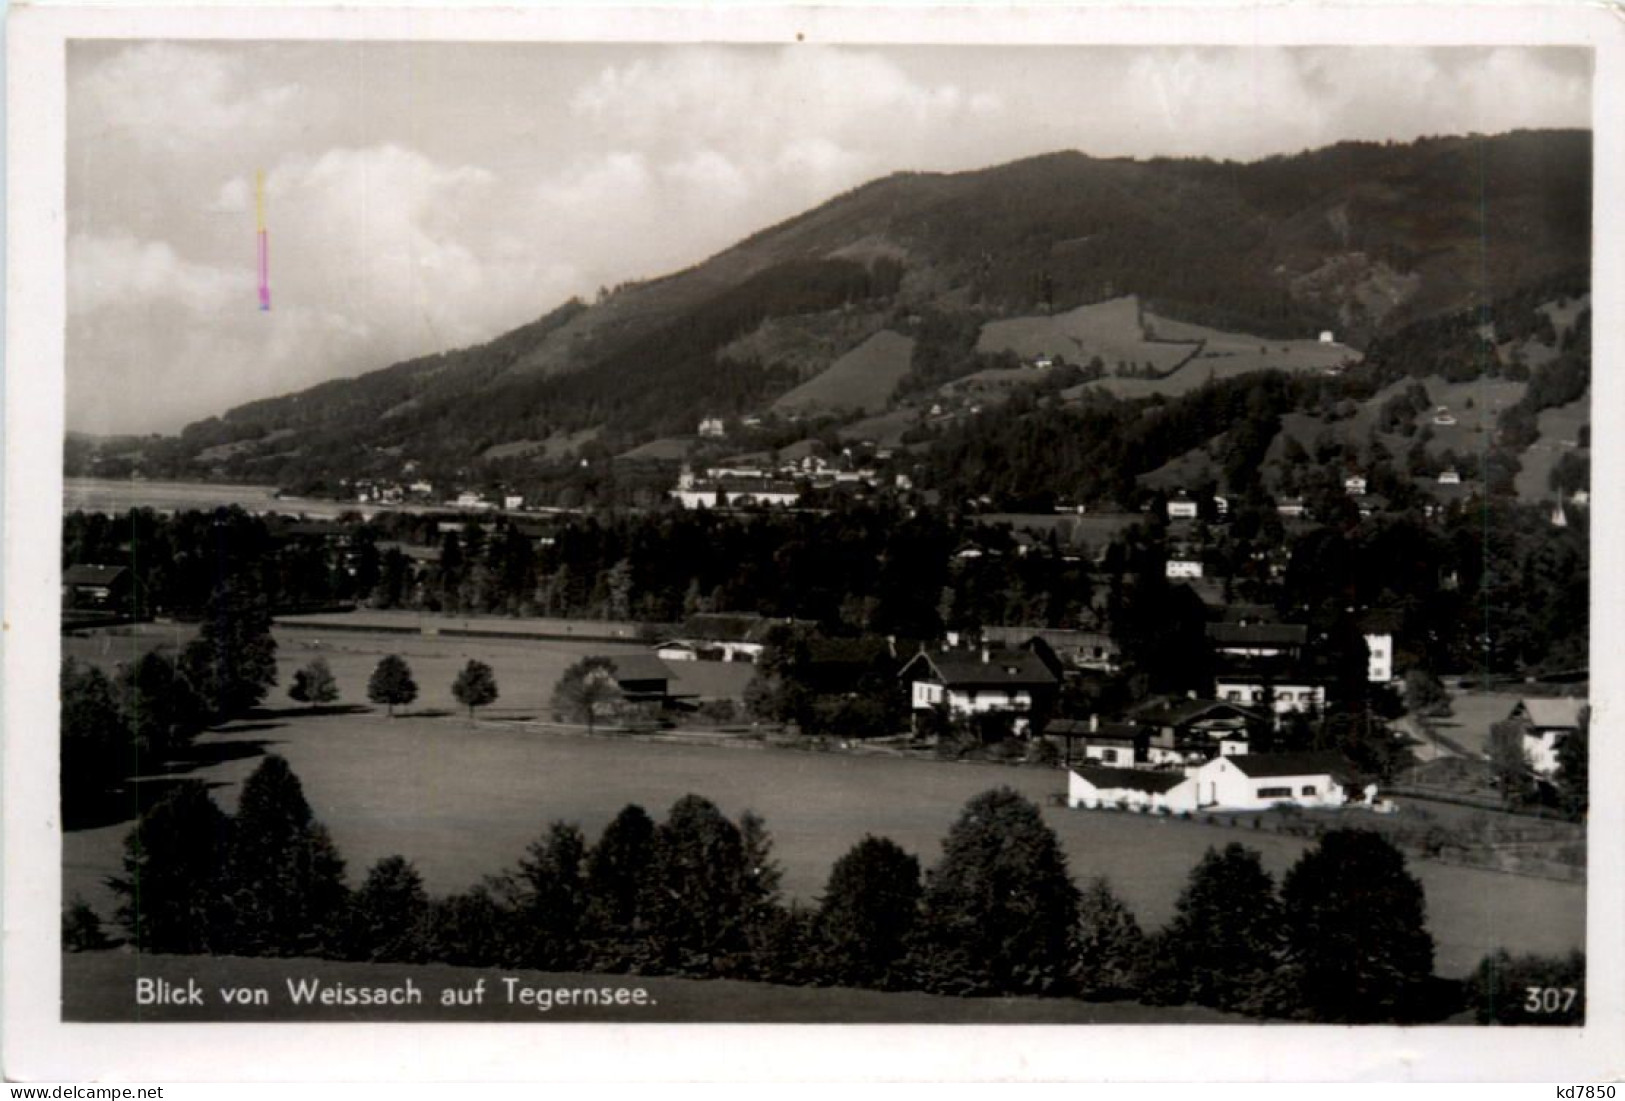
[[81, 753, 1577, 1025]]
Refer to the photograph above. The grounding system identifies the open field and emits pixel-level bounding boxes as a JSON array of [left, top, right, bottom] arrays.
[[615, 436, 692, 462], [64, 623, 753, 718], [62, 950, 1238, 1023], [63, 673, 1584, 978], [66, 477, 287, 515], [978, 296, 1193, 373], [771, 329, 914, 415], [1515, 392, 1589, 503], [837, 405, 921, 448], [1430, 690, 1526, 758]]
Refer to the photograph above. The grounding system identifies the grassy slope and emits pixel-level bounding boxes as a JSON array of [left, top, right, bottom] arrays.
[[61, 951, 1239, 1023], [772, 330, 915, 415]]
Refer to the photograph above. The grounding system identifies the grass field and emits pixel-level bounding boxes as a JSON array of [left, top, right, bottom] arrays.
[[61, 950, 1240, 1023], [771, 329, 915, 415], [978, 297, 1193, 374], [1514, 392, 1589, 503], [62, 645, 1585, 979]]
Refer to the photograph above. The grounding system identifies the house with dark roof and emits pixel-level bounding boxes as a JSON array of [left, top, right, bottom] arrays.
[[1048, 718, 1148, 767], [1192, 752, 1360, 811], [1206, 622, 1307, 659], [899, 647, 1058, 735], [591, 654, 675, 703], [979, 625, 1121, 674], [655, 613, 815, 664], [1128, 697, 1264, 765], [1505, 697, 1588, 775], [62, 564, 131, 610], [1068, 764, 1196, 812]]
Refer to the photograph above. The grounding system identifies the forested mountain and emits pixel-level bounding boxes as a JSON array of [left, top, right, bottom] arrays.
[[94, 129, 1589, 487]]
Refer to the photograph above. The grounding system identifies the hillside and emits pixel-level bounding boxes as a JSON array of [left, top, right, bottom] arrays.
[[93, 129, 1589, 490]]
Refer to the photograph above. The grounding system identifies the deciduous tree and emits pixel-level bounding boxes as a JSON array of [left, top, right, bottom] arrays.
[[289, 656, 340, 709], [368, 654, 418, 718], [451, 659, 499, 720], [1279, 829, 1436, 1022], [816, 835, 922, 987], [909, 787, 1079, 996]]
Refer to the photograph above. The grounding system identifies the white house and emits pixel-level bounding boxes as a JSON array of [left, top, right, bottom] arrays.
[[1276, 496, 1308, 518], [1207, 623, 1306, 660], [1319, 330, 1336, 344], [1166, 493, 1200, 520], [698, 417, 727, 438], [1507, 698, 1587, 776], [1437, 468, 1462, 485], [1213, 672, 1326, 715], [1343, 474, 1368, 496], [1165, 557, 1204, 579], [901, 648, 1059, 735], [1364, 631, 1394, 683], [1067, 765, 1198, 813], [1188, 752, 1354, 811]]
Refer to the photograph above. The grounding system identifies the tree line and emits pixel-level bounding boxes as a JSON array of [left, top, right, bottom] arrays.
[[67, 757, 1580, 1025]]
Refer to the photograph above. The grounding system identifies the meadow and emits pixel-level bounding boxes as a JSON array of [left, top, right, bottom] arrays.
[[771, 329, 915, 416], [61, 637, 1585, 980]]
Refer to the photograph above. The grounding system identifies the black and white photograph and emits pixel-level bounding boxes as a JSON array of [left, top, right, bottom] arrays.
[[4, 1, 1622, 1084]]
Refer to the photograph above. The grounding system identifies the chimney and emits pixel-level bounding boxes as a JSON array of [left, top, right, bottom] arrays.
[[980, 646, 990, 663], [1090, 714, 1099, 733]]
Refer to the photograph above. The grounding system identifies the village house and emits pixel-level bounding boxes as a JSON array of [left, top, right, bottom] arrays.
[[1166, 491, 1200, 520], [1275, 495, 1308, 518], [1047, 717, 1148, 767], [593, 653, 676, 704], [61, 564, 131, 611], [1213, 664, 1327, 715], [1358, 609, 1402, 683], [979, 625, 1121, 674], [1206, 622, 1307, 660], [899, 647, 1059, 736], [1437, 467, 1462, 485], [1186, 751, 1358, 811], [1066, 750, 1359, 813], [1165, 552, 1203, 579], [656, 613, 815, 664], [1343, 473, 1368, 496], [1128, 697, 1263, 765], [1503, 697, 1587, 776], [698, 417, 727, 439]]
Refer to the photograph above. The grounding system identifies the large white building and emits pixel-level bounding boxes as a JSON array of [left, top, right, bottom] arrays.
[[1066, 751, 1358, 813], [900, 648, 1059, 736]]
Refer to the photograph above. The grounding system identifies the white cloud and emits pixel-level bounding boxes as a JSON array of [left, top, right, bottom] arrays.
[[72, 42, 300, 152], [67, 234, 254, 317]]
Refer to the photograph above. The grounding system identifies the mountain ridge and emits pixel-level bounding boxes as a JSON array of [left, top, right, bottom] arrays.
[[98, 129, 1590, 488]]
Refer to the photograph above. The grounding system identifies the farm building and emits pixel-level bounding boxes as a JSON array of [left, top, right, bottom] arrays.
[[1165, 556, 1203, 579], [1504, 697, 1588, 776], [1068, 765, 1196, 813], [1187, 752, 1358, 812], [657, 613, 811, 664], [61, 564, 131, 610], [1066, 751, 1360, 813], [588, 654, 675, 704], [1166, 492, 1200, 520], [900, 647, 1058, 735], [1213, 664, 1327, 715]]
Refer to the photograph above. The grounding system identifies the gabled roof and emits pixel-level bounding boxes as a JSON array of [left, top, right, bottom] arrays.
[[603, 654, 672, 684], [900, 649, 1058, 689], [1070, 765, 1190, 795], [1131, 697, 1263, 728], [62, 564, 128, 586], [1048, 720, 1146, 743], [680, 613, 770, 643], [1206, 623, 1307, 648], [1514, 698, 1586, 730], [1223, 751, 1354, 779]]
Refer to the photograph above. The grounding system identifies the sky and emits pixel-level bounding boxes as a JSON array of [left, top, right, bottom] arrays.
[[65, 42, 1592, 436]]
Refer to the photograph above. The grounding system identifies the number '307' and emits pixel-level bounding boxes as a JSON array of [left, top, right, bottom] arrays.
[[1525, 986, 1579, 1013]]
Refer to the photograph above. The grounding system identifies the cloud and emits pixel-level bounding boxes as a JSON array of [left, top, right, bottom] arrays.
[[67, 233, 254, 317], [72, 42, 300, 151]]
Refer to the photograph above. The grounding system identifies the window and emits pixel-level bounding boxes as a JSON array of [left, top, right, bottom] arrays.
[[1301, 785, 1317, 796], [1102, 749, 1118, 764], [1257, 786, 1292, 799]]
